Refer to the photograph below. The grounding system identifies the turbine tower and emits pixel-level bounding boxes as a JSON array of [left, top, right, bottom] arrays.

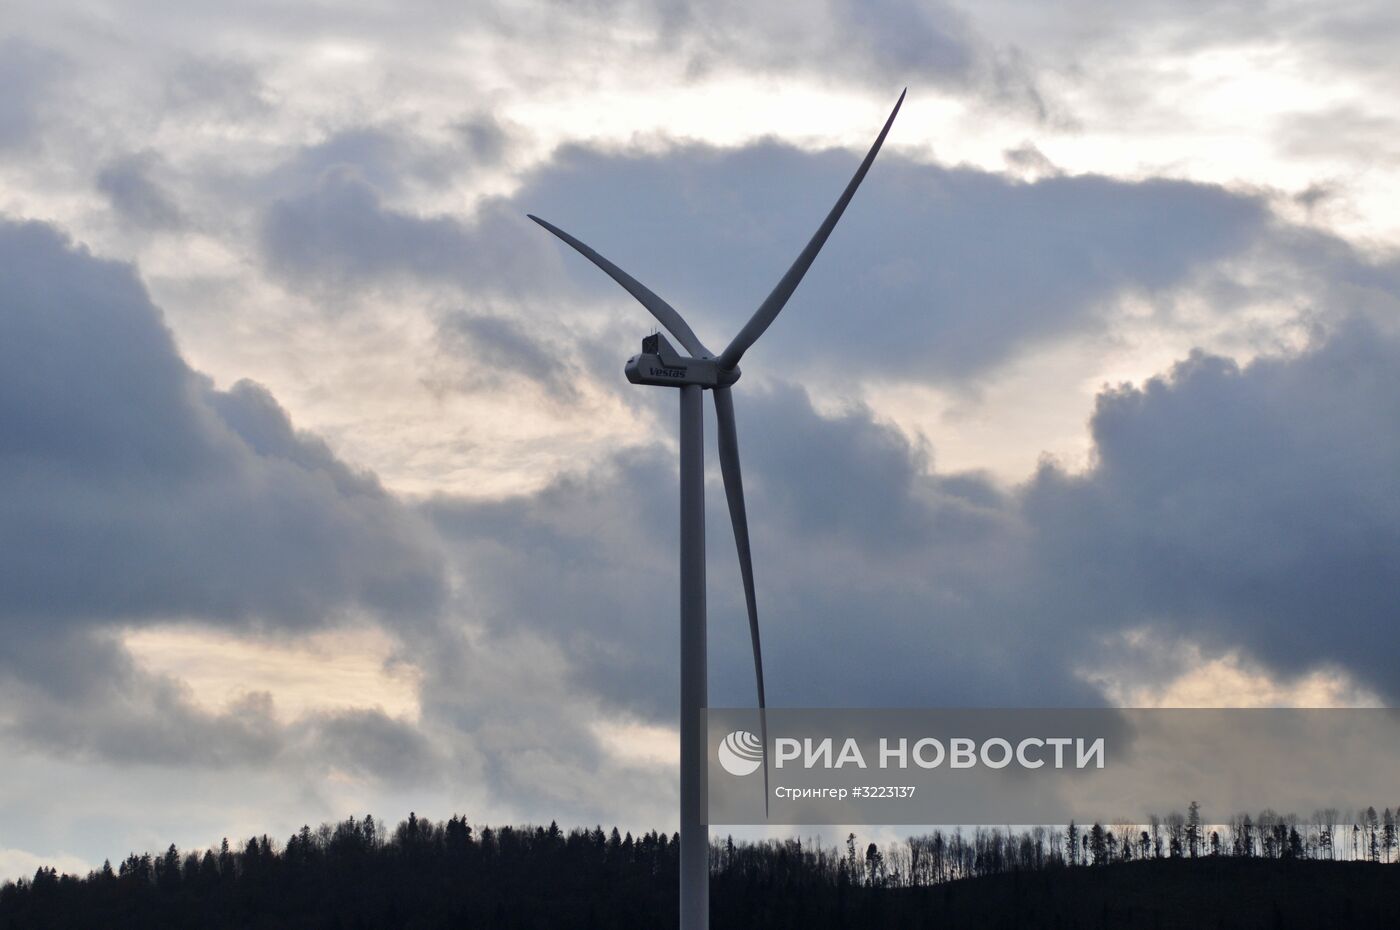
[[528, 89, 904, 930]]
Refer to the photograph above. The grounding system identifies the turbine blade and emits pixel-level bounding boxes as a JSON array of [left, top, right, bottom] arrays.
[[717, 89, 905, 371], [527, 214, 711, 358], [713, 385, 769, 814]]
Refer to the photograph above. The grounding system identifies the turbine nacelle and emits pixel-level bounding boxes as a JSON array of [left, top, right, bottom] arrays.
[[625, 332, 741, 389]]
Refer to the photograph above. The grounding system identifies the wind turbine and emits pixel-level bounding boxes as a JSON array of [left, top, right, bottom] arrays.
[[528, 89, 904, 930]]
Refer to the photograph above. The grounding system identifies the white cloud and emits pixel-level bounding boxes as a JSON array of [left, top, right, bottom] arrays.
[[123, 625, 423, 723], [0, 848, 92, 885], [1083, 631, 1385, 708]]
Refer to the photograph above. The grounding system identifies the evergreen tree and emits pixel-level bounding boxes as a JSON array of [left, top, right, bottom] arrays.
[[1088, 824, 1107, 866]]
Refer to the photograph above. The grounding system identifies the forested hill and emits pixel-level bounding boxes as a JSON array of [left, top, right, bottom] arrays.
[[3, 813, 1399, 929]]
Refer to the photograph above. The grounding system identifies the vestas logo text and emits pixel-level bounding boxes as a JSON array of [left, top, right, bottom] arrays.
[[648, 366, 686, 378]]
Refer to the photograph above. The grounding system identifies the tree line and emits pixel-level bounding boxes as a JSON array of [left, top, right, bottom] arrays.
[[3, 804, 1399, 929]]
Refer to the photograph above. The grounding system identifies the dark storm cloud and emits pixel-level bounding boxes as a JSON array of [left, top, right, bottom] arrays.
[[97, 153, 186, 231], [397, 613, 680, 824], [0, 217, 445, 629], [305, 709, 443, 784], [244, 100, 1400, 731], [207, 380, 386, 499], [423, 313, 1400, 721], [0, 627, 284, 766], [0, 215, 449, 763], [260, 166, 547, 296], [426, 448, 682, 717], [0, 624, 441, 777], [424, 384, 1092, 716], [506, 142, 1272, 380], [259, 136, 1281, 383], [253, 121, 552, 307], [1024, 314, 1400, 696]]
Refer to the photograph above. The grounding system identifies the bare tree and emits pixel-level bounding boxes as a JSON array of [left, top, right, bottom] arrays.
[[1186, 802, 1202, 858]]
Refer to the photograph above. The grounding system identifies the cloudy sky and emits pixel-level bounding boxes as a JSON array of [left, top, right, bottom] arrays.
[[3, 0, 1400, 879]]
